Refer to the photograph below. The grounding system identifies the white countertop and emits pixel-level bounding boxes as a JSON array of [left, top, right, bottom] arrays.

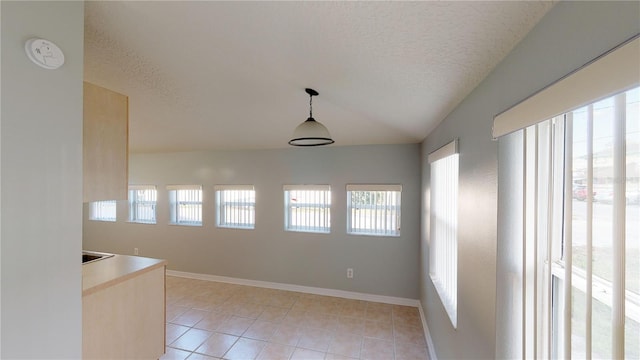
[[82, 254, 167, 297]]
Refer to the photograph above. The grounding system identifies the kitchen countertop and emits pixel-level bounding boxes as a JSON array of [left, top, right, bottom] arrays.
[[82, 254, 167, 297]]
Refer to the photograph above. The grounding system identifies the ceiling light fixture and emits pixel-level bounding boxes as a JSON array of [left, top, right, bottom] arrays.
[[288, 88, 335, 146]]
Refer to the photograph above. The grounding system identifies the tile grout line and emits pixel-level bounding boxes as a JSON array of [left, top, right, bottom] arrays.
[[164, 276, 428, 360]]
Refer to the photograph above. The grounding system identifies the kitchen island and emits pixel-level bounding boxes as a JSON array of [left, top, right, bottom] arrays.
[[83, 254, 167, 359]]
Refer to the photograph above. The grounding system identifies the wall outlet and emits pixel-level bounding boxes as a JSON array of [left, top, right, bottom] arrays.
[[134, 248, 139, 255], [347, 268, 353, 279]]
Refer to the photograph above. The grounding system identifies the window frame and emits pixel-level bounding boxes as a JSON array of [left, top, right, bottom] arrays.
[[89, 200, 117, 222], [167, 185, 203, 226], [428, 139, 459, 328], [284, 185, 331, 234], [215, 185, 256, 229], [128, 185, 157, 224], [346, 184, 402, 237], [519, 87, 639, 358], [493, 37, 640, 359]]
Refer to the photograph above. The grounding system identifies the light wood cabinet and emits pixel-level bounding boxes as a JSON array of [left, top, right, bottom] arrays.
[[83, 81, 128, 202], [83, 260, 166, 359]]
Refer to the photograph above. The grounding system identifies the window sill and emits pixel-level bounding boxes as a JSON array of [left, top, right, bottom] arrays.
[[168, 222, 202, 227], [127, 221, 157, 225], [430, 274, 457, 329]]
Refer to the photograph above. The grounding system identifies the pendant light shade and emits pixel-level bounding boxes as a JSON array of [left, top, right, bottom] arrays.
[[289, 88, 335, 146]]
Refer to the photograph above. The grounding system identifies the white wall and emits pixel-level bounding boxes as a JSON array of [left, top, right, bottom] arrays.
[[420, 1, 640, 359], [1, 1, 84, 358], [83, 144, 422, 299]]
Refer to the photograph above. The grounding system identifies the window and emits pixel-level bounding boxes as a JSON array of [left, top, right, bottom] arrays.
[[428, 139, 459, 328], [540, 87, 638, 359], [284, 185, 331, 233], [89, 200, 116, 222], [346, 184, 401, 236], [215, 185, 255, 229], [128, 185, 157, 224], [168, 185, 202, 226], [493, 37, 639, 359], [515, 88, 640, 358]]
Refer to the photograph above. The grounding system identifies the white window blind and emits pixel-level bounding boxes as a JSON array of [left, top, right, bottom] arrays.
[[523, 88, 640, 359], [168, 185, 202, 226], [89, 200, 116, 222], [346, 184, 401, 236], [428, 139, 459, 328], [495, 35, 640, 359], [128, 185, 157, 224], [284, 185, 331, 233], [514, 87, 639, 359], [215, 185, 255, 229]]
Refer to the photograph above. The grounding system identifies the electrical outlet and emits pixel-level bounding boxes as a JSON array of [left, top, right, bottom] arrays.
[[134, 248, 139, 255], [347, 268, 353, 279]]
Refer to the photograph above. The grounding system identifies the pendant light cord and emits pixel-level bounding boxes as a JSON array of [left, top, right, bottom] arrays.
[[309, 94, 313, 118]]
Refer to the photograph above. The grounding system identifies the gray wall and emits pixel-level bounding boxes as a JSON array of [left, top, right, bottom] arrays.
[[1, 1, 84, 358], [420, 1, 640, 359], [83, 144, 422, 299]]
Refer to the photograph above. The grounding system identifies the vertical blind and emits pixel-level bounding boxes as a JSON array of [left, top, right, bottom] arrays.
[[494, 35, 639, 358], [215, 185, 255, 229], [128, 185, 157, 223], [90, 200, 116, 222], [283, 185, 331, 233], [429, 139, 459, 328], [346, 184, 402, 236], [519, 87, 639, 358], [167, 185, 202, 225]]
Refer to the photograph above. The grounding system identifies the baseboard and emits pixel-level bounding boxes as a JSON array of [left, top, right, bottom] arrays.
[[418, 302, 438, 360], [166, 270, 420, 307]]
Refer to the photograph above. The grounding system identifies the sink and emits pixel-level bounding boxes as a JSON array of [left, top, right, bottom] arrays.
[[82, 251, 114, 264]]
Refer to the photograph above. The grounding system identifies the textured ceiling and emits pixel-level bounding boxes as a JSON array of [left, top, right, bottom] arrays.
[[84, 1, 555, 153]]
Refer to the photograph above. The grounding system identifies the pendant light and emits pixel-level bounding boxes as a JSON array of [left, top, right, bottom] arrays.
[[288, 88, 335, 146]]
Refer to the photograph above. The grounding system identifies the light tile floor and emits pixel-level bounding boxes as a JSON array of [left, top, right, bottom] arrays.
[[161, 276, 430, 360]]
